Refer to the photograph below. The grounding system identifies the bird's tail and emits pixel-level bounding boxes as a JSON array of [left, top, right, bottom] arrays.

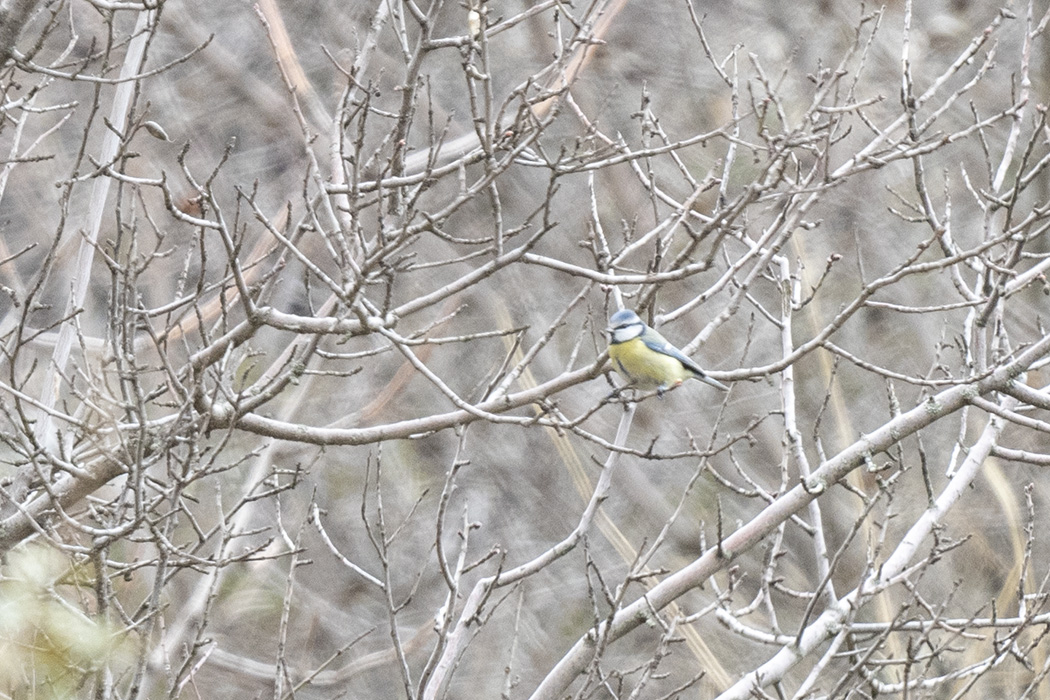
[[696, 373, 729, 391]]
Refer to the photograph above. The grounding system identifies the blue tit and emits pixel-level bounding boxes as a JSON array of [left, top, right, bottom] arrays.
[[605, 309, 728, 395]]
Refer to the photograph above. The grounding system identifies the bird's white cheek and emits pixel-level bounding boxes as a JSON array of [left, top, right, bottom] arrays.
[[612, 327, 643, 343]]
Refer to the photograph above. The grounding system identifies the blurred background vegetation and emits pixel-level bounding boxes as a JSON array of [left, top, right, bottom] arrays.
[[2, 0, 1050, 698]]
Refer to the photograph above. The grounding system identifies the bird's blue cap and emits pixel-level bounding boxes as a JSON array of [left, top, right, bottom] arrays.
[[608, 309, 641, 326]]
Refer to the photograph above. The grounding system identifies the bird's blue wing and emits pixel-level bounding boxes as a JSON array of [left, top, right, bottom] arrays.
[[640, 331, 705, 376]]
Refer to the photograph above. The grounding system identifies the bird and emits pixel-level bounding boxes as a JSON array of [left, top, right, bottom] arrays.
[[605, 309, 728, 396]]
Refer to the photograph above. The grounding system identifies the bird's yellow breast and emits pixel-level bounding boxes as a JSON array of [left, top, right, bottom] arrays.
[[608, 337, 694, 390]]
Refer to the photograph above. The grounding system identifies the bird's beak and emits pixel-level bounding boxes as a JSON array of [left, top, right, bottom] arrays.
[[602, 327, 613, 338]]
